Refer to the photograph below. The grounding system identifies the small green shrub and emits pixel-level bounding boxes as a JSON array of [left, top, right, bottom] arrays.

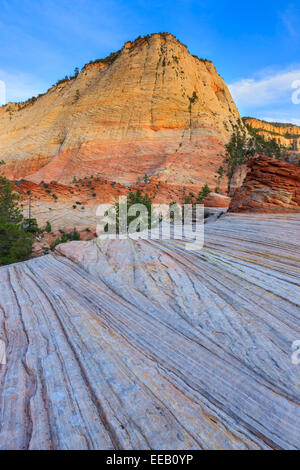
[[0, 172, 38, 266], [50, 228, 81, 251], [197, 184, 212, 202], [45, 221, 52, 233]]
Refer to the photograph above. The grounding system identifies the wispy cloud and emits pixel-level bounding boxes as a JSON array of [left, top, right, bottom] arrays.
[[0, 69, 46, 103], [229, 68, 300, 109], [229, 67, 300, 124], [279, 4, 300, 39], [261, 117, 300, 126]]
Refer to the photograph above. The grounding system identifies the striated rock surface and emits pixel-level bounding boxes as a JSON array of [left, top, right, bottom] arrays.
[[0, 33, 241, 191], [0, 213, 299, 450], [229, 156, 300, 213]]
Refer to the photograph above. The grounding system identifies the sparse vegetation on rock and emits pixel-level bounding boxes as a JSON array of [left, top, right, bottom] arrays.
[[45, 221, 52, 233], [0, 162, 40, 266], [50, 228, 81, 251]]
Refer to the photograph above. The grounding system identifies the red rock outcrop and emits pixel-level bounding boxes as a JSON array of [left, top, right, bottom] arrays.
[[229, 156, 300, 212], [12, 176, 231, 230], [202, 192, 230, 208]]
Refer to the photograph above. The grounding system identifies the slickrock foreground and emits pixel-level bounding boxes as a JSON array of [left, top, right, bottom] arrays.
[[0, 214, 299, 449], [230, 156, 300, 213]]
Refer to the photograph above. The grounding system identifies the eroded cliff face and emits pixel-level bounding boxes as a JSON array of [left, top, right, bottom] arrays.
[[0, 33, 241, 191], [229, 156, 300, 213], [244, 118, 300, 149]]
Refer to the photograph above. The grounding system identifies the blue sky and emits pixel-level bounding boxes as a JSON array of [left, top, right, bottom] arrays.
[[0, 0, 299, 123]]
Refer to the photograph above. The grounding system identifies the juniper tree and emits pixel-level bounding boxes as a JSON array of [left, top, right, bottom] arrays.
[[0, 162, 34, 266]]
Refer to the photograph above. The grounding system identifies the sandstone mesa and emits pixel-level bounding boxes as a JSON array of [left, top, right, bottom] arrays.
[[244, 117, 300, 150], [0, 33, 241, 190]]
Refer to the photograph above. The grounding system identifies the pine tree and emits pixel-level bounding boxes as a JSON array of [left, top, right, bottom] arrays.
[[224, 124, 284, 195], [225, 127, 253, 194], [108, 189, 154, 234], [0, 164, 34, 266], [45, 221, 52, 233], [196, 184, 212, 202]]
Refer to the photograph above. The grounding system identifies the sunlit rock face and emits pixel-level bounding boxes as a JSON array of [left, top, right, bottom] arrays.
[[229, 156, 300, 213], [0, 213, 299, 449], [0, 33, 241, 191], [244, 118, 300, 149]]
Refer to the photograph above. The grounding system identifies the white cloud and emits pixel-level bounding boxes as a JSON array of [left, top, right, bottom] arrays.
[[290, 118, 300, 125], [261, 117, 300, 126], [229, 68, 300, 110], [0, 69, 46, 103], [280, 4, 300, 39]]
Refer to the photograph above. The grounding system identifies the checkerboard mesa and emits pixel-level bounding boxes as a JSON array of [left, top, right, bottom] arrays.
[[0, 33, 242, 192]]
